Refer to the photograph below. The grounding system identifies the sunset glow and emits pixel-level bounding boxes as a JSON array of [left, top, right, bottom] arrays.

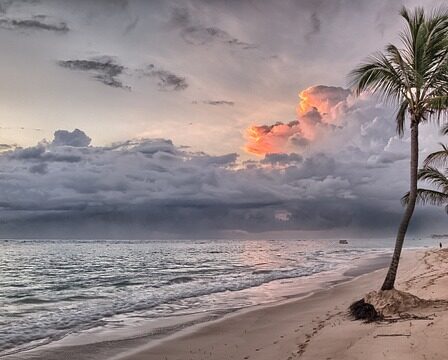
[[244, 85, 351, 156], [244, 121, 303, 156]]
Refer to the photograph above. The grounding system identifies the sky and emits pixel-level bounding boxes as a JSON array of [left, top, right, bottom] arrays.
[[0, 0, 447, 239]]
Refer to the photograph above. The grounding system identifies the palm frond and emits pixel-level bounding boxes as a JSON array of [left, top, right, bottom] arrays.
[[418, 166, 448, 192], [348, 52, 406, 106], [441, 123, 448, 135], [423, 144, 448, 167], [349, 6, 448, 135], [402, 188, 448, 206]]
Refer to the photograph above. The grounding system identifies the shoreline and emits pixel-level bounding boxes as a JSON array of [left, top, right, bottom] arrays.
[[118, 251, 405, 360], [3, 249, 396, 360], [115, 248, 448, 360]]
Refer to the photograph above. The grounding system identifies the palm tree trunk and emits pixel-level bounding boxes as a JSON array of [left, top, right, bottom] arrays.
[[381, 121, 419, 291]]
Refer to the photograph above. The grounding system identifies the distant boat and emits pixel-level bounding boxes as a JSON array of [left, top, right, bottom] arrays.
[[339, 240, 348, 244]]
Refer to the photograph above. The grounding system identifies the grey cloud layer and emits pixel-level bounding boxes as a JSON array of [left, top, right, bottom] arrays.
[[0, 88, 446, 239], [0, 0, 447, 238]]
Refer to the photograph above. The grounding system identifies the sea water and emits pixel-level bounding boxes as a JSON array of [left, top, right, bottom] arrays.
[[0, 238, 428, 356]]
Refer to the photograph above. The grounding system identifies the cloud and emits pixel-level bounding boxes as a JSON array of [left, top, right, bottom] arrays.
[[52, 129, 91, 147], [297, 85, 350, 116], [111, 138, 178, 154], [170, 7, 256, 50], [305, 12, 321, 41], [203, 100, 234, 106], [0, 15, 69, 33], [137, 64, 188, 91], [124, 16, 139, 34], [0, 143, 15, 152], [29, 162, 48, 175], [58, 56, 129, 89], [261, 153, 303, 166], [0, 0, 69, 34], [0, 117, 435, 239], [245, 121, 303, 156], [367, 151, 407, 165], [7, 129, 90, 165], [58, 57, 188, 92], [244, 85, 352, 155], [9, 144, 82, 163], [193, 100, 234, 106]]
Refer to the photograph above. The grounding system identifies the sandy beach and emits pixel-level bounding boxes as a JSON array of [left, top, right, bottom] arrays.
[[108, 248, 448, 360], [7, 248, 448, 360]]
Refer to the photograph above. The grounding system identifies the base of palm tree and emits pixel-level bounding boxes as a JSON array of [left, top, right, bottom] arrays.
[[365, 289, 429, 315], [350, 289, 444, 322]]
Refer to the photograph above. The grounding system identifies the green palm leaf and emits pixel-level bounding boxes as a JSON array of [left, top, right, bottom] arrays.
[[348, 6, 448, 291], [423, 143, 448, 167], [402, 188, 448, 208]]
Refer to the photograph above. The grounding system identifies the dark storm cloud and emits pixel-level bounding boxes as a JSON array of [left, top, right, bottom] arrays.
[[0, 16, 69, 32], [137, 64, 188, 91], [29, 162, 48, 175], [261, 153, 303, 165], [52, 129, 91, 147], [10, 145, 82, 163], [9, 129, 89, 163], [0, 121, 446, 238], [58, 57, 129, 89], [0, 0, 447, 238], [170, 7, 256, 50], [0, 88, 430, 238]]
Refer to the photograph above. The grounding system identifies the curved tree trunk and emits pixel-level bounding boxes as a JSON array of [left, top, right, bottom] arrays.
[[381, 121, 419, 291]]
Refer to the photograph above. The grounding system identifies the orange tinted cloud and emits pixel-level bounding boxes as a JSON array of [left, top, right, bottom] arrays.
[[297, 86, 350, 118], [245, 121, 303, 156], [245, 85, 350, 156]]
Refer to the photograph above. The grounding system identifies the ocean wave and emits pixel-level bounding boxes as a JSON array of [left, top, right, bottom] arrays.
[[166, 276, 195, 285], [0, 239, 391, 356], [0, 264, 329, 354], [252, 269, 273, 275]]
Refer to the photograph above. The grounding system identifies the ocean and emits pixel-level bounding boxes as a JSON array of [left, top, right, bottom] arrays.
[[0, 238, 429, 357]]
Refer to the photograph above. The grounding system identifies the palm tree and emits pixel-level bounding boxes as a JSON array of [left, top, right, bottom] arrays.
[[402, 143, 448, 210], [349, 7, 448, 291]]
